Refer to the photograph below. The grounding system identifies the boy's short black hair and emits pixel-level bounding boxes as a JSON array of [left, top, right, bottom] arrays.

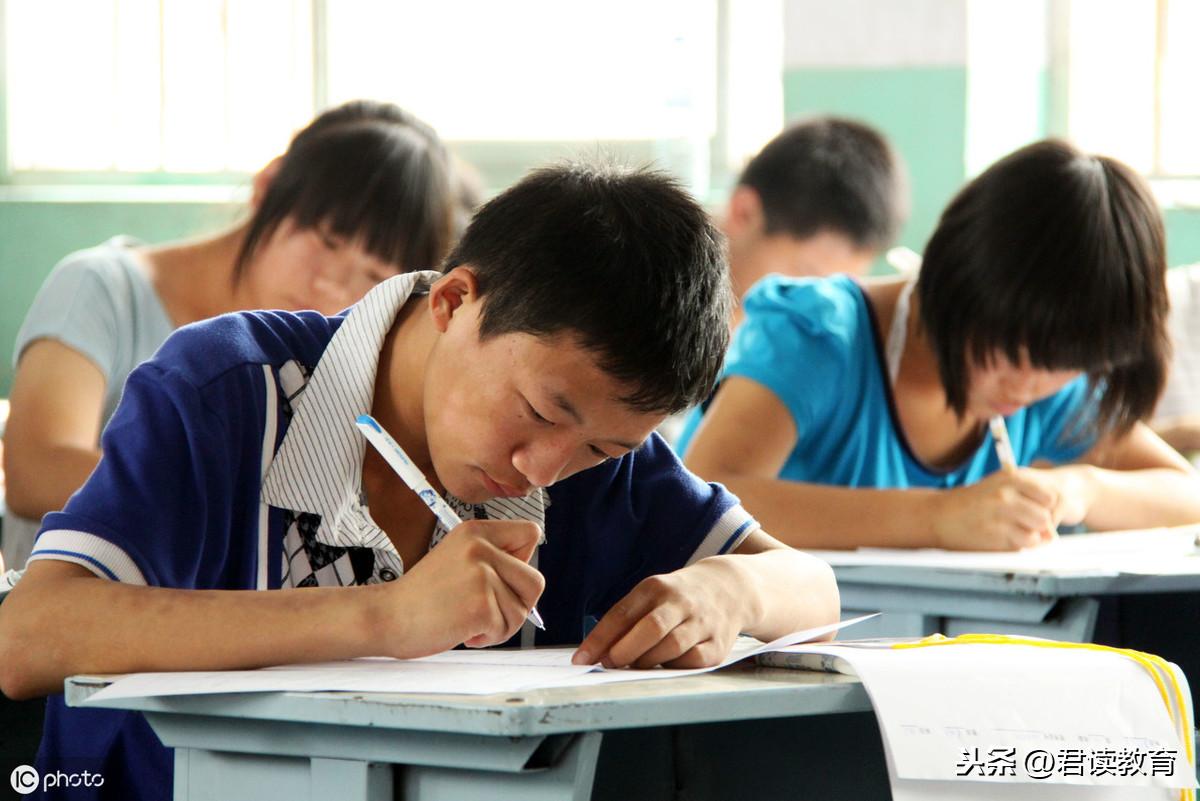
[[737, 116, 907, 250], [918, 139, 1169, 439], [444, 162, 731, 415], [236, 100, 454, 279]]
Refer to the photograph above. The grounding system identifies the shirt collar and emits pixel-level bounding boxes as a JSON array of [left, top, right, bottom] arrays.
[[261, 271, 548, 554]]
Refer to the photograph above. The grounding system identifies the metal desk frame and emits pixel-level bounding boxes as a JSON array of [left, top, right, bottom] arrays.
[[68, 667, 871, 801], [836, 565, 1200, 641]]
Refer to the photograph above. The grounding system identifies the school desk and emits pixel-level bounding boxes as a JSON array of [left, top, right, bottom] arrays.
[[833, 561, 1200, 641], [67, 666, 885, 801]]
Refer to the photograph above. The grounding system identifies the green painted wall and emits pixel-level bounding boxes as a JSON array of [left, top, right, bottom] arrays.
[[784, 66, 968, 271], [0, 200, 238, 395], [1166, 209, 1200, 268]]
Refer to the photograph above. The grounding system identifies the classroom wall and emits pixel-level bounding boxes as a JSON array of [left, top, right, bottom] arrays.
[[0, 197, 238, 396], [1166, 209, 1200, 268]]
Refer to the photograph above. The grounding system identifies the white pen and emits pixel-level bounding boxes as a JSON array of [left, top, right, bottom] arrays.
[[988, 415, 1018, 472], [355, 414, 546, 631]]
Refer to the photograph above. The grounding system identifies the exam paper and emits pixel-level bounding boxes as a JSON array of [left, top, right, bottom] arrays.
[[531, 612, 878, 689], [782, 639, 1195, 797], [83, 660, 598, 702], [83, 613, 877, 703], [808, 527, 1200, 574]]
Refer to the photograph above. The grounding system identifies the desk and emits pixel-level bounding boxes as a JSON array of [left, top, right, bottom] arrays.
[[834, 564, 1200, 641], [836, 562, 1200, 786], [68, 666, 879, 801]]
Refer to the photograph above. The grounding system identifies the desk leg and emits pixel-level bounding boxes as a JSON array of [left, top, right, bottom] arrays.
[[174, 749, 392, 801], [311, 757, 392, 801], [400, 730, 603, 801]]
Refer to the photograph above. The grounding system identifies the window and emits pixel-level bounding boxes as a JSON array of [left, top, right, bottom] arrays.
[[1065, 0, 1200, 178], [5, 0, 314, 178], [325, 0, 719, 193], [3, 0, 781, 195], [965, 0, 1048, 178]]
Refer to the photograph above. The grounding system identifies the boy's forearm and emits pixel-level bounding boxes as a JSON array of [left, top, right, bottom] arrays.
[[716, 474, 942, 549], [712, 547, 840, 642], [0, 568, 391, 699], [1080, 466, 1200, 530]]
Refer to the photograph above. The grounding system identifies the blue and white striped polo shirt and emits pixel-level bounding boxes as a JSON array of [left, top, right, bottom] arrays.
[[29, 271, 757, 801]]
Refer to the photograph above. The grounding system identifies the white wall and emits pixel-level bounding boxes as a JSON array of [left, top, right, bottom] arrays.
[[783, 0, 967, 69]]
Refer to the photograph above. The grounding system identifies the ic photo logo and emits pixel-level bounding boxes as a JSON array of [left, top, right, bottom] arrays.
[[10, 765, 38, 795], [9, 764, 105, 794]]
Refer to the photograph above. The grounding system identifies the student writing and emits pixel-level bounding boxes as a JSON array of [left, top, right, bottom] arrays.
[[0, 163, 840, 801], [1, 100, 458, 571], [681, 139, 1200, 551]]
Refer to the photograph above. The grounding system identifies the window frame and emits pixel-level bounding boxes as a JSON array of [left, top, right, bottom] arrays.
[[0, 0, 324, 189], [1053, 0, 1199, 182], [0, 0, 773, 202]]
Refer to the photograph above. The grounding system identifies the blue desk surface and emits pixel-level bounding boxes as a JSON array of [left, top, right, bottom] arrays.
[[67, 666, 882, 801], [67, 664, 870, 737]]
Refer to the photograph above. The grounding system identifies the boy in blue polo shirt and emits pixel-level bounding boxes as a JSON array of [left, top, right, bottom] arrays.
[[0, 163, 839, 800]]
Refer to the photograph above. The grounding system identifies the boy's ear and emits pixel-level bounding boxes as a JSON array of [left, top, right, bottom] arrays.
[[429, 266, 481, 333], [725, 185, 766, 239], [250, 156, 284, 210]]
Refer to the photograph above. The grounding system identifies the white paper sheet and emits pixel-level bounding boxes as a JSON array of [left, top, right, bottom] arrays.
[[808, 527, 1200, 575], [781, 639, 1195, 796], [84, 660, 595, 701], [83, 613, 877, 703], [530, 612, 879, 689]]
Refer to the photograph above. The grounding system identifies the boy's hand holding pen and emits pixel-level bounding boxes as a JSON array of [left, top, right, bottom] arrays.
[[356, 415, 547, 653], [390, 517, 546, 654]]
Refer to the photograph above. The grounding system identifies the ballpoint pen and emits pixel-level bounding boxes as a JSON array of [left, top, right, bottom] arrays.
[[355, 413, 546, 630]]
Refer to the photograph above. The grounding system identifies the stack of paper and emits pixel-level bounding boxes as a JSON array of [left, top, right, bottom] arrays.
[[762, 638, 1196, 800]]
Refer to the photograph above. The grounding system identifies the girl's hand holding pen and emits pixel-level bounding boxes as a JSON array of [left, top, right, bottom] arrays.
[[930, 466, 1094, 551], [931, 470, 1057, 551], [375, 519, 546, 657]]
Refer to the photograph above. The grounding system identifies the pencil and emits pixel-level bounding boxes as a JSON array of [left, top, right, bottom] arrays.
[[988, 415, 1018, 472]]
